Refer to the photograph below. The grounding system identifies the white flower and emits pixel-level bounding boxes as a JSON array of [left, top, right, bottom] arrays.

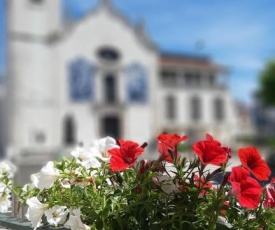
[[36, 161, 61, 190], [26, 197, 49, 229], [89, 136, 119, 162], [71, 147, 101, 169], [22, 183, 33, 192], [0, 193, 10, 212], [30, 173, 39, 188], [64, 208, 89, 230], [0, 161, 17, 178], [0, 183, 10, 212], [45, 205, 68, 226]]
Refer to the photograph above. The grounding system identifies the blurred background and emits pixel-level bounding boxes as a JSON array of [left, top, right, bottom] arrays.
[[0, 0, 275, 183]]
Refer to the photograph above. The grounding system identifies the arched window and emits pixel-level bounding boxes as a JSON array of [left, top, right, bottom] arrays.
[[63, 116, 76, 146], [125, 64, 148, 103], [190, 96, 201, 121], [214, 98, 225, 121], [166, 95, 176, 120], [69, 58, 95, 102]]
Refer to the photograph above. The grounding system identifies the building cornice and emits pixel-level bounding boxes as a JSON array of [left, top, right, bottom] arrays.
[[8, 32, 62, 45]]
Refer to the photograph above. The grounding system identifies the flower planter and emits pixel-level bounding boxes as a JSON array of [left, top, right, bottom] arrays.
[[0, 213, 68, 230], [0, 134, 274, 229]]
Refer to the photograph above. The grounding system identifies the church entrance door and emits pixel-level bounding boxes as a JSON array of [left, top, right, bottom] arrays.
[[101, 115, 121, 139]]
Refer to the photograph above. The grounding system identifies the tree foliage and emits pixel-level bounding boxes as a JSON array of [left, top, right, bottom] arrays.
[[258, 59, 275, 106]]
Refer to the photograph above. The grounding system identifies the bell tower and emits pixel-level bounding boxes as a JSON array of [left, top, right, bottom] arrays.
[[7, 0, 63, 155]]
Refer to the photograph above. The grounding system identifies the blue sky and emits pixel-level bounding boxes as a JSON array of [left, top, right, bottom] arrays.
[[1, 0, 275, 104]]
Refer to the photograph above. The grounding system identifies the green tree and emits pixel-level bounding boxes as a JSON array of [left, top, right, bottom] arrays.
[[258, 59, 275, 106]]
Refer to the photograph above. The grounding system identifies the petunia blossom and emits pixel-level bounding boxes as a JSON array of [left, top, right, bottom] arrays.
[[157, 133, 188, 162], [0, 183, 11, 212], [229, 167, 262, 209], [264, 178, 275, 208], [71, 147, 101, 169], [26, 197, 49, 229], [206, 134, 232, 159], [89, 136, 119, 162], [36, 161, 61, 190], [220, 201, 229, 216], [0, 161, 17, 178], [238, 147, 271, 181], [45, 205, 68, 226], [205, 133, 221, 145], [30, 173, 39, 188], [109, 139, 145, 171], [64, 208, 89, 230], [192, 139, 227, 166], [228, 166, 250, 183]]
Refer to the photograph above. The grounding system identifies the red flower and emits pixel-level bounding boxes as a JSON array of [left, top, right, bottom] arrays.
[[264, 178, 275, 208], [157, 133, 188, 163], [220, 201, 229, 216], [109, 140, 144, 172], [192, 135, 227, 166], [205, 133, 221, 145], [229, 167, 262, 209], [228, 166, 250, 183], [194, 174, 212, 195], [238, 147, 271, 181], [206, 134, 232, 159]]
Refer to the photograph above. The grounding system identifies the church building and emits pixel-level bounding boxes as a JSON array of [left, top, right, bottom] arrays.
[[5, 0, 237, 159]]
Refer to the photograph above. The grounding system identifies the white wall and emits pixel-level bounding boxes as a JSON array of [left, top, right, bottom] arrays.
[[54, 7, 158, 145]]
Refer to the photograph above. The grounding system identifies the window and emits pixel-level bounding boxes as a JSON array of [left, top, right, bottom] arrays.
[[34, 131, 46, 144], [166, 95, 176, 120], [104, 74, 116, 103], [161, 70, 177, 87], [190, 96, 201, 120], [30, 129, 46, 145], [185, 72, 201, 87], [194, 72, 201, 87], [97, 47, 120, 62], [63, 116, 76, 146], [184, 72, 193, 86], [214, 98, 224, 121], [209, 74, 216, 87]]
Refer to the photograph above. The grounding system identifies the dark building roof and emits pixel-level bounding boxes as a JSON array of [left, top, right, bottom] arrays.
[[160, 52, 227, 73]]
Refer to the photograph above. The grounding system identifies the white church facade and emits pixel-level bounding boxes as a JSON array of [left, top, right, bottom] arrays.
[[5, 0, 238, 159]]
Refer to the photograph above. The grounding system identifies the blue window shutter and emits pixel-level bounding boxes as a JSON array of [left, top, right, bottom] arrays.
[[125, 63, 148, 103], [69, 58, 95, 102]]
